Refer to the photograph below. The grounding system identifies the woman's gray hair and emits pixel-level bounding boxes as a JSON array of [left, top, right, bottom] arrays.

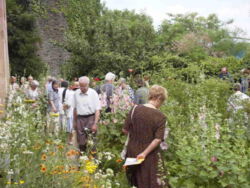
[[31, 80, 39, 87], [79, 76, 90, 84]]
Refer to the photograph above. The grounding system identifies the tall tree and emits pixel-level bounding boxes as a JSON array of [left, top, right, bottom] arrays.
[[60, 0, 156, 78], [7, 0, 46, 78]]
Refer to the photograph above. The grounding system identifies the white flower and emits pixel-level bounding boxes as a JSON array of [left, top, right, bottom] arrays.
[[79, 155, 89, 161], [115, 182, 120, 186], [106, 168, 114, 177], [105, 179, 112, 188], [8, 169, 14, 175], [23, 150, 34, 155]]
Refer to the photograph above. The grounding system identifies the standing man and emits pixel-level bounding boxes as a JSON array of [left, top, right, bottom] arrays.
[[73, 76, 101, 151]]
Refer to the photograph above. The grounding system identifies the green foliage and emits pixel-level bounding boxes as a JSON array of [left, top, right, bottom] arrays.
[[7, 0, 46, 78], [59, 0, 156, 78]]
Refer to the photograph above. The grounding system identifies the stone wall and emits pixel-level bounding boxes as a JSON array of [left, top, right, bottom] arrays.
[[36, 0, 69, 76]]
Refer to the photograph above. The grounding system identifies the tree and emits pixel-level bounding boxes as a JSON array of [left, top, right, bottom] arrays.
[[157, 13, 248, 60], [7, 0, 46, 78], [60, 0, 156, 78]]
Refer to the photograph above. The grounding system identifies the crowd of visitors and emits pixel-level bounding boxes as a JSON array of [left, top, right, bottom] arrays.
[[7, 67, 250, 188]]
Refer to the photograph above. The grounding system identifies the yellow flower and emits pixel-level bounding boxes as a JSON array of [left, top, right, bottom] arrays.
[[19, 180, 25, 184], [83, 184, 91, 188], [80, 176, 90, 183], [40, 164, 47, 173], [41, 154, 47, 161], [6, 181, 11, 185], [0, 110, 4, 114], [33, 143, 41, 150], [85, 161, 97, 174]]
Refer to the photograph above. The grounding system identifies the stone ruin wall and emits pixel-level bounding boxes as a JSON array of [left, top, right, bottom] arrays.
[[36, 0, 69, 77]]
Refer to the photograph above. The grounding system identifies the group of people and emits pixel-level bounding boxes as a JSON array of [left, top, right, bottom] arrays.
[[9, 73, 168, 187], [8, 67, 249, 188], [219, 67, 250, 113]]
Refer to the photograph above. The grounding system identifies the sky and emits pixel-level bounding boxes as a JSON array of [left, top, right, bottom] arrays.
[[102, 0, 250, 38]]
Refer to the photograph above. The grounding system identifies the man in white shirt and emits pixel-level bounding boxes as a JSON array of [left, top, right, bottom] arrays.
[[73, 76, 101, 151]]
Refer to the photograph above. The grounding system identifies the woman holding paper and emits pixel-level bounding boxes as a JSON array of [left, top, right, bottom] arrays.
[[123, 85, 167, 188]]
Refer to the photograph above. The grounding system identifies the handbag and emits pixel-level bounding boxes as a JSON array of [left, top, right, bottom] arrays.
[[121, 105, 137, 159]]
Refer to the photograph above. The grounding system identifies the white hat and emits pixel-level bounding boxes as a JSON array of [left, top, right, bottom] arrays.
[[105, 72, 116, 81]]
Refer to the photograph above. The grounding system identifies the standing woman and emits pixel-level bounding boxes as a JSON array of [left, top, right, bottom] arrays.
[[48, 80, 60, 113], [48, 80, 60, 134], [123, 85, 168, 188]]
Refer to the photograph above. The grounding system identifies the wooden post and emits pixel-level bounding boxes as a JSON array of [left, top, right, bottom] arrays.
[[0, 0, 10, 111]]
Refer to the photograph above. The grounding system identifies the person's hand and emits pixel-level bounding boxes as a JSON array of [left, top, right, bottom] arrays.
[[91, 124, 98, 133], [52, 108, 57, 113], [122, 128, 128, 135], [63, 104, 69, 110], [136, 152, 146, 160]]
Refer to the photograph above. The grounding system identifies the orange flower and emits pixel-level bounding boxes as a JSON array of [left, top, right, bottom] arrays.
[[57, 145, 64, 149], [66, 149, 79, 157], [41, 154, 47, 161], [40, 164, 47, 173], [45, 140, 53, 145], [50, 170, 58, 175], [116, 159, 123, 163]]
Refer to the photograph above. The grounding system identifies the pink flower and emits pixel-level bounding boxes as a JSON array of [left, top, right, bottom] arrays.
[[211, 156, 218, 162]]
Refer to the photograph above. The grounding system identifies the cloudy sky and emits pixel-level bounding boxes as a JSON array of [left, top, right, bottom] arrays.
[[102, 0, 250, 38]]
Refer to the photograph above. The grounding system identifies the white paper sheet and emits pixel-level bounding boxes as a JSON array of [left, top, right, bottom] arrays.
[[123, 158, 144, 166]]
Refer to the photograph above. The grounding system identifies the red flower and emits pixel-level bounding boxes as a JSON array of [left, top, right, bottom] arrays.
[[94, 77, 101, 81]]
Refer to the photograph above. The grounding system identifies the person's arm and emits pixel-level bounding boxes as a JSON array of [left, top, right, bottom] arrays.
[[91, 110, 100, 132], [48, 92, 57, 112], [137, 116, 166, 159], [137, 139, 161, 159], [49, 101, 57, 112]]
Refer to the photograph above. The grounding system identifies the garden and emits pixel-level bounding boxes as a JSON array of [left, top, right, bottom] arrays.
[[1, 0, 250, 187]]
